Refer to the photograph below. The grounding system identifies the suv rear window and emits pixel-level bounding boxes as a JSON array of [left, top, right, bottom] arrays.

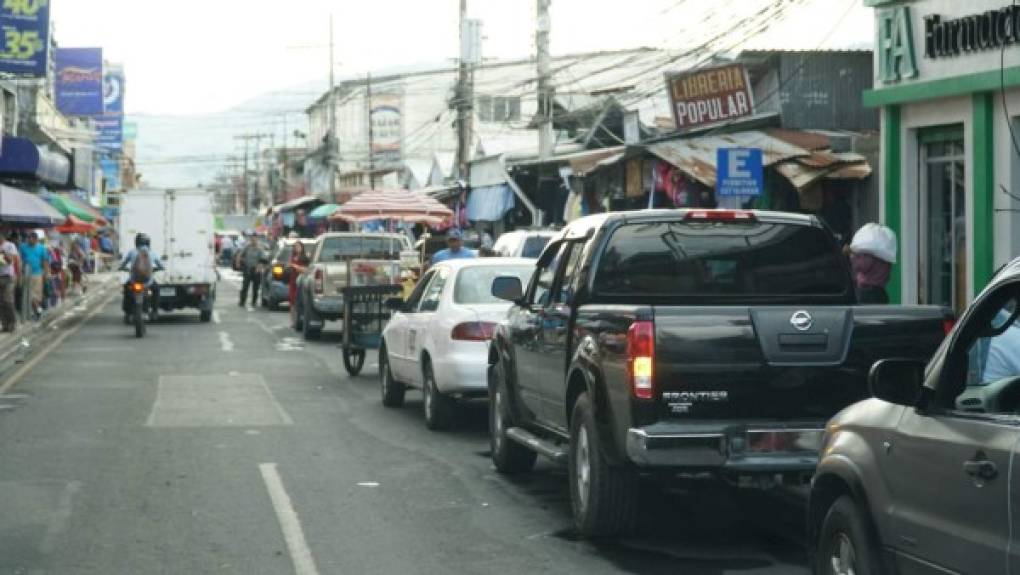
[[320, 236, 402, 261], [593, 220, 849, 298]]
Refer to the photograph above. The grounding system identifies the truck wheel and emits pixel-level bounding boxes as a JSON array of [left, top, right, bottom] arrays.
[[569, 393, 638, 538], [815, 495, 884, 575], [489, 358, 537, 474], [379, 348, 405, 407], [303, 307, 322, 341], [422, 362, 454, 431]]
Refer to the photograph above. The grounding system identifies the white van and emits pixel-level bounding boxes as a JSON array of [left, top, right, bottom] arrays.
[[119, 189, 217, 322]]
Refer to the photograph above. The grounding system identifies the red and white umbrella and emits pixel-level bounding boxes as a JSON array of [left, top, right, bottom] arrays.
[[330, 189, 454, 226]]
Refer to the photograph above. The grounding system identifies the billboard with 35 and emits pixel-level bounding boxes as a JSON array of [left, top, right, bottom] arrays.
[[0, 0, 50, 76]]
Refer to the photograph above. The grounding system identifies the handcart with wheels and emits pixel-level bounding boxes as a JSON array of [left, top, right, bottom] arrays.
[[340, 284, 402, 376]]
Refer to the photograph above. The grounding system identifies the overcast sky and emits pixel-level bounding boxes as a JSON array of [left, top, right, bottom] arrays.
[[51, 0, 873, 116]]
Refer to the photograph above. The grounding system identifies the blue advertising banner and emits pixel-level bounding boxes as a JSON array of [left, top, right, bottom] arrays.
[[0, 0, 50, 76], [99, 157, 120, 191], [103, 64, 124, 114], [55, 48, 104, 116], [94, 115, 123, 151], [716, 148, 763, 198]]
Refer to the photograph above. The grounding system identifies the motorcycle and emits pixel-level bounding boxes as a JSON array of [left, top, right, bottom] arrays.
[[124, 279, 156, 336]]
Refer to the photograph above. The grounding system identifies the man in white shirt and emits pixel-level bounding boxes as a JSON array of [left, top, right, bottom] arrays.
[[0, 228, 20, 332]]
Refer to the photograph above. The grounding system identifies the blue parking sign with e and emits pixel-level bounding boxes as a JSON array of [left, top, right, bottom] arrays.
[[716, 148, 763, 197]]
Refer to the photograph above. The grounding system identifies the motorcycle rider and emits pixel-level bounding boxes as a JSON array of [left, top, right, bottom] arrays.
[[119, 233, 164, 323]]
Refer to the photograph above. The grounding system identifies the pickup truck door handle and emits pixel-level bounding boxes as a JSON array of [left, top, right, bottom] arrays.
[[963, 458, 998, 481]]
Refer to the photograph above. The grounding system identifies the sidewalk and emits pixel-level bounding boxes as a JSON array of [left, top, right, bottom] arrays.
[[0, 272, 120, 364]]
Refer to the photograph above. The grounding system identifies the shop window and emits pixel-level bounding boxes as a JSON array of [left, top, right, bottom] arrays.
[[918, 126, 966, 313]]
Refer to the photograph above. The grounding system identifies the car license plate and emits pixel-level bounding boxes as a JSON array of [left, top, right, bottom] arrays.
[[160, 287, 176, 297]]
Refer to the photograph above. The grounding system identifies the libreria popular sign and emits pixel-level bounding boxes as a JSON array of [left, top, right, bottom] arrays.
[[666, 64, 755, 133]]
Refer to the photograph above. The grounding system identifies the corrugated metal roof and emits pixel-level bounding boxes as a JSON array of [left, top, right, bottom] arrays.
[[645, 130, 871, 190]]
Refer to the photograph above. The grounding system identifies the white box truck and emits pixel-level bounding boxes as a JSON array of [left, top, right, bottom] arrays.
[[119, 189, 217, 322]]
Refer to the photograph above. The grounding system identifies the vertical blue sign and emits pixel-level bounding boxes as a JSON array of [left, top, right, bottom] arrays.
[[716, 148, 764, 198], [103, 64, 125, 114], [55, 48, 104, 116], [0, 0, 50, 76], [94, 116, 123, 151]]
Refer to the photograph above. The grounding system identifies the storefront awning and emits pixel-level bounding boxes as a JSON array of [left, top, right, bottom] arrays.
[[644, 129, 872, 191], [45, 193, 107, 225], [0, 136, 70, 186], [0, 184, 66, 226]]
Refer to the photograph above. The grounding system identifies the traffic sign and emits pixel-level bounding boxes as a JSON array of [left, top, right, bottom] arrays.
[[716, 148, 763, 198]]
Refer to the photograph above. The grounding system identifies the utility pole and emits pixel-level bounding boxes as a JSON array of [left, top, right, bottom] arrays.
[[366, 72, 375, 190], [455, 0, 475, 182], [536, 0, 554, 161], [328, 14, 337, 200], [235, 133, 271, 213]]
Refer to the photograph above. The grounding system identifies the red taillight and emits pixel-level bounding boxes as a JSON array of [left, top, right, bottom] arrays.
[[627, 320, 655, 400], [130, 282, 145, 294], [451, 322, 497, 342], [684, 210, 756, 222], [943, 318, 956, 336], [314, 268, 324, 294]]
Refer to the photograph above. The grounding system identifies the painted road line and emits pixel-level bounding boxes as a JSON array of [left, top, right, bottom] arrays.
[[259, 463, 321, 575], [0, 294, 115, 396], [218, 331, 234, 352]]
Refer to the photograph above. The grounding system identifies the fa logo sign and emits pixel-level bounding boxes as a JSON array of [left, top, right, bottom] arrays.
[[878, 6, 918, 83]]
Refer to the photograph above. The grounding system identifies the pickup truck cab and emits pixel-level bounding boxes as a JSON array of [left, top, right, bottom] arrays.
[[487, 209, 950, 537], [293, 232, 409, 340]]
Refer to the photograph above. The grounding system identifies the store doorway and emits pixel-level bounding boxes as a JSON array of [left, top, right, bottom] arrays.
[[918, 127, 966, 313]]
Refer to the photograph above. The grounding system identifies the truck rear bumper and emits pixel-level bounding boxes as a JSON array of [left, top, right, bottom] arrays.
[[625, 423, 824, 473]]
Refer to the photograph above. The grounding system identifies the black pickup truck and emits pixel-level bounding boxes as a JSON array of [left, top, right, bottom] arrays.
[[486, 209, 951, 537]]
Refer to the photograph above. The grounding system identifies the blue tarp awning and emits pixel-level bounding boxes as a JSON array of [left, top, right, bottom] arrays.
[[466, 184, 515, 222], [0, 137, 70, 186]]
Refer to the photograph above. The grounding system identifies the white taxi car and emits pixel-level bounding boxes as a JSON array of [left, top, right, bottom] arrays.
[[379, 258, 535, 430]]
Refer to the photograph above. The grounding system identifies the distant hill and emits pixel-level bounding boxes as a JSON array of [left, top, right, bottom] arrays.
[[129, 79, 327, 189]]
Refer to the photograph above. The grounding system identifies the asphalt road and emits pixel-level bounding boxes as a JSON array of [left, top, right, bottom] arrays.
[[0, 271, 810, 575]]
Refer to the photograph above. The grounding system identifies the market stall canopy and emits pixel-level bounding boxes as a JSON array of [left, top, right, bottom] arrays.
[[56, 215, 97, 234], [0, 137, 70, 186], [272, 195, 322, 214], [309, 203, 340, 219], [45, 193, 108, 225], [330, 189, 454, 226], [644, 129, 872, 191], [0, 185, 66, 226]]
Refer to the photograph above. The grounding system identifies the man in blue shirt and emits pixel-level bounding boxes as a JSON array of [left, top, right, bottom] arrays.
[[19, 232, 49, 318], [430, 229, 476, 266]]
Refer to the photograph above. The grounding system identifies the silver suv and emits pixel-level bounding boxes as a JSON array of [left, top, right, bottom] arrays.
[[809, 258, 1020, 575]]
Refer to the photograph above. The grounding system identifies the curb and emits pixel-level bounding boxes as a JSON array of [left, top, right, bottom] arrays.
[[0, 274, 120, 368]]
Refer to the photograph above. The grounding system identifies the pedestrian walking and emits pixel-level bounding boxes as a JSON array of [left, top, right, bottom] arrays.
[[287, 240, 310, 325], [848, 223, 897, 305], [0, 228, 19, 332], [19, 232, 49, 319], [237, 231, 265, 307], [69, 236, 87, 295]]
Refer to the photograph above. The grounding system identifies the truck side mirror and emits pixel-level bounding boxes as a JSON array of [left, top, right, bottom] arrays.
[[869, 359, 926, 407], [491, 276, 523, 303]]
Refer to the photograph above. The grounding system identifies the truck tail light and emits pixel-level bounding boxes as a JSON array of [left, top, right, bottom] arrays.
[[684, 210, 756, 222], [627, 320, 655, 400], [451, 322, 497, 341], [130, 282, 146, 294], [272, 265, 284, 280], [314, 268, 324, 294]]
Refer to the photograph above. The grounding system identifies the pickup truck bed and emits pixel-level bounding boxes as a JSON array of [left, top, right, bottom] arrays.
[[486, 209, 949, 537]]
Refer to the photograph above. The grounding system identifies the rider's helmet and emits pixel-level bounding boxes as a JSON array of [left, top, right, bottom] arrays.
[[135, 233, 151, 249]]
